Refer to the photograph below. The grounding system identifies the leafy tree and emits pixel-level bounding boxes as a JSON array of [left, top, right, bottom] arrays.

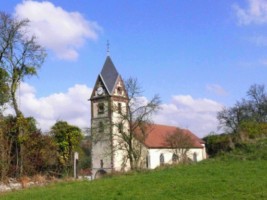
[[239, 121, 267, 140], [0, 11, 46, 177], [0, 115, 16, 180], [0, 115, 41, 178], [112, 78, 161, 170], [50, 121, 83, 174], [0, 68, 9, 109], [15, 116, 41, 176], [0, 12, 46, 117], [79, 134, 92, 170], [22, 130, 58, 176], [203, 133, 234, 157]]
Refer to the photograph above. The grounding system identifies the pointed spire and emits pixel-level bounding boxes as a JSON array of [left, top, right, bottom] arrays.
[[100, 56, 119, 94]]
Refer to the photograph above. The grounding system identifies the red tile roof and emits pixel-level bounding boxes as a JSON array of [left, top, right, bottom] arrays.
[[135, 124, 204, 149]]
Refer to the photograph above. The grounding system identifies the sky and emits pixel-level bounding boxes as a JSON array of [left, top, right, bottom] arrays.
[[1, 0, 267, 138]]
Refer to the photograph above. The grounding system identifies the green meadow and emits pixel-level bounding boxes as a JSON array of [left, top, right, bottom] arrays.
[[1, 140, 267, 200]]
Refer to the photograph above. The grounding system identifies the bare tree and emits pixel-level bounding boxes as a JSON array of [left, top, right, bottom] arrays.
[[217, 84, 267, 135], [113, 78, 161, 170], [217, 102, 248, 134], [246, 84, 267, 122], [165, 128, 195, 163]]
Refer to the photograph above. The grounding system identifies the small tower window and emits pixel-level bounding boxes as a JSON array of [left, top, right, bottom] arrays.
[[160, 153, 164, 166], [99, 121, 104, 133], [98, 103, 104, 114], [118, 103, 122, 114], [117, 87, 122, 95], [118, 123, 123, 133]]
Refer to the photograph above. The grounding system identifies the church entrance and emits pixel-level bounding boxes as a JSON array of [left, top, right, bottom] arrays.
[[94, 169, 107, 179]]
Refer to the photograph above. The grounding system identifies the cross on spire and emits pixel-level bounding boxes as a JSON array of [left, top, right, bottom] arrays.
[[107, 40, 110, 55]]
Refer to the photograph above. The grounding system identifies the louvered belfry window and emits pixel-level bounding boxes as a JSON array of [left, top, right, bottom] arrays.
[[98, 103, 104, 114]]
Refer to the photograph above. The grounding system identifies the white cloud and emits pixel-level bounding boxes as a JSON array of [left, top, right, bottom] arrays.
[[233, 0, 267, 25], [5, 84, 222, 138], [153, 95, 223, 138], [206, 84, 228, 96], [5, 83, 92, 132], [14, 0, 101, 60]]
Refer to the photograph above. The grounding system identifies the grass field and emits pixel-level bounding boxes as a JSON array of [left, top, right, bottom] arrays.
[[1, 140, 267, 200]]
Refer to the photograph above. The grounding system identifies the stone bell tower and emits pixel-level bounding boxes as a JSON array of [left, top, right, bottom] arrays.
[[90, 56, 129, 178]]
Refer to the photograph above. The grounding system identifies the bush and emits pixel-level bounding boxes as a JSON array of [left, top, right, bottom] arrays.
[[203, 133, 234, 156]]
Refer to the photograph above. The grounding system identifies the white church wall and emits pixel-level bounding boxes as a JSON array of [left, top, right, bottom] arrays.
[[201, 144, 207, 160], [147, 147, 206, 169]]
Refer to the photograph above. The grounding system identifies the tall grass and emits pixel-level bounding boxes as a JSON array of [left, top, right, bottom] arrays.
[[1, 139, 267, 200]]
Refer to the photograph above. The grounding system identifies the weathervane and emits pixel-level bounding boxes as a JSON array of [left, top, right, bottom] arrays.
[[107, 40, 110, 55]]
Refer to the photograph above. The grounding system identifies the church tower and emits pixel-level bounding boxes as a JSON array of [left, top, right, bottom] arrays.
[[90, 56, 129, 178]]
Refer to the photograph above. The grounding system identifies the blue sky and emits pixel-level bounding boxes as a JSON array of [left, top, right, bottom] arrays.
[[1, 0, 267, 137]]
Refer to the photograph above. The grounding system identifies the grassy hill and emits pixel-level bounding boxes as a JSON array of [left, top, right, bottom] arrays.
[[1, 139, 267, 200]]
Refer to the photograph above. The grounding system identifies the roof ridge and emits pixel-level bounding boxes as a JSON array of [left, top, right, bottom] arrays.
[[152, 123, 179, 129]]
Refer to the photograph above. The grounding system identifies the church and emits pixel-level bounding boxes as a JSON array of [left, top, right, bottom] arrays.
[[90, 56, 207, 179]]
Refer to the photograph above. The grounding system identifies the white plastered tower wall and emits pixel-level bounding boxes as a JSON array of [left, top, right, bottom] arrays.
[[111, 77, 130, 171], [111, 99, 131, 171], [90, 56, 130, 178]]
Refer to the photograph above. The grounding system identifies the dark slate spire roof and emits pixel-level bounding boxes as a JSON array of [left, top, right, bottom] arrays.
[[100, 56, 119, 94]]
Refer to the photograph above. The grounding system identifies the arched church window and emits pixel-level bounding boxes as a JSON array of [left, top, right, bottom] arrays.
[[160, 153, 164, 166], [98, 103, 104, 114], [193, 152, 197, 162], [172, 153, 179, 163]]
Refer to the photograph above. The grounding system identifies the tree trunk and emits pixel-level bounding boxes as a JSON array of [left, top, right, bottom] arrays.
[[11, 83, 22, 118], [129, 153, 134, 170]]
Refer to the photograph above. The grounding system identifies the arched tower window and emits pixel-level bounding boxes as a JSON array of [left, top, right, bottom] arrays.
[[160, 153, 164, 166]]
